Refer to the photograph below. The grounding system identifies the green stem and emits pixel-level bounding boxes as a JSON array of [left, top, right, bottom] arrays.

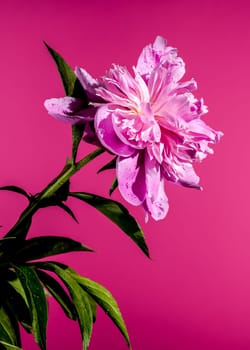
[[5, 148, 104, 239]]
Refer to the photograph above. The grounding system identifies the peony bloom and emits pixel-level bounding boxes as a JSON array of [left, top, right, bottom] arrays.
[[94, 36, 223, 221]]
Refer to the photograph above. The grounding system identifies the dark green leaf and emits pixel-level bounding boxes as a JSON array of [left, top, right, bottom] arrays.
[[0, 341, 22, 350], [70, 270, 131, 349], [37, 262, 93, 350], [0, 306, 19, 347], [44, 42, 75, 96], [97, 157, 117, 174], [14, 265, 48, 350], [54, 180, 70, 202], [57, 203, 78, 223], [109, 177, 118, 196], [86, 295, 97, 323], [72, 124, 85, 163], [36, 269, 76, 320], [4, 281, 32, 333], [69, 192, 149, 257], [13, 236, 93, 262], [44, 42, 87, 99], [0, 186, 30, 200], [4, 217, 32, 240]]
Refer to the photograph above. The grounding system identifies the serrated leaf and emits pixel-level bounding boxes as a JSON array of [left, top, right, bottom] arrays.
[[36, 269, 76, 320], [57, 203, 78, 223], [0, 186, 30, 200], [69, 270, 131, 349], [69, 192, 149, 257], [13, 236, 93, 262], [36, 262, 93, 350], [13, 266, 48, 350], [97, 157, 117, 174], [109, 177, 118, 196]]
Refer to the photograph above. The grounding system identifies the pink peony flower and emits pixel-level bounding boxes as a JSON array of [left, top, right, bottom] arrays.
[[94, 36, 223, 221]]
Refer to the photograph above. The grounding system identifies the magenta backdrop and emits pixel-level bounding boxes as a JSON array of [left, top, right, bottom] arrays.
[[0, 0, 248, 349]]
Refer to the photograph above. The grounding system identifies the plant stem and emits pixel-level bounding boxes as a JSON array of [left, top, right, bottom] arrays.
[[5, 148, 104, 239]]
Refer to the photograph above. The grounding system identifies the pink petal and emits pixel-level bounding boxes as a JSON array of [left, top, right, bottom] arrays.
[[75, 67, 102, 102], [136, 36, 166, 78], [44, 97, 95, 124], [162, 152, 201, 189], [144, 151, 169, 220], [94, 105, 135, 156], [117, 152, 146, 206]]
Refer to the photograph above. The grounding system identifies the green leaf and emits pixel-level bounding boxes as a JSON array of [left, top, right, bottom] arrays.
[[109, 177, 118, 196], [69, 192, 149, 257], [13, 266, 48, 350], [0, 186, 30, 200], [0, 341, 22, 350], [36, 262, 93, 350], [4, 217, 32, 240], [57, 203, 79, 223], [0, 306, 19, 347], [4, 281, 32, 333], [97, 157, 117, 174], [69, 270, 131, 349], [86, 295, 97, 323], [44, 42, 75, 96], [13, 236, 93, 262], [72, 124, 85, 163], [36, 269, 76, 320]]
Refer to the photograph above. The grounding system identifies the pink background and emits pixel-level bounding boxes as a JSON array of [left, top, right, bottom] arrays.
[[0, 0, 249, 349]]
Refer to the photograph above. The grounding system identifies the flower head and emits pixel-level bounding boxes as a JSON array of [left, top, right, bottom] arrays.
[[94, 36, 223, 220]]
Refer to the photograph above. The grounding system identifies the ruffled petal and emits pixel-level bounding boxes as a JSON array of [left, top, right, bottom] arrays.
[[162, 151, 201, 189], [136, 36, 185, 83], [136, 36, 167, 78], [95, 105, 135, 156], [117, 152, 146, 206]]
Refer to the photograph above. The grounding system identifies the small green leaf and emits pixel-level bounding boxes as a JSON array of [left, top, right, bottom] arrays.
[[44, 42, 75, 97], [0, 306, 19, 347], [8, 277, 29, 305], [13, 236, 93, 262], [36, 262, 93, 350], [72, 124, 85, 163], [69, 192, 149, 257], [36, 269, 76, 320], [0, 186, 30, 200], [57, 203, 79, 223], [97, 157, 117, 174], [14, 265, 48, 350], [70, 270, 131, 349], [109, 177, 118, 196]]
